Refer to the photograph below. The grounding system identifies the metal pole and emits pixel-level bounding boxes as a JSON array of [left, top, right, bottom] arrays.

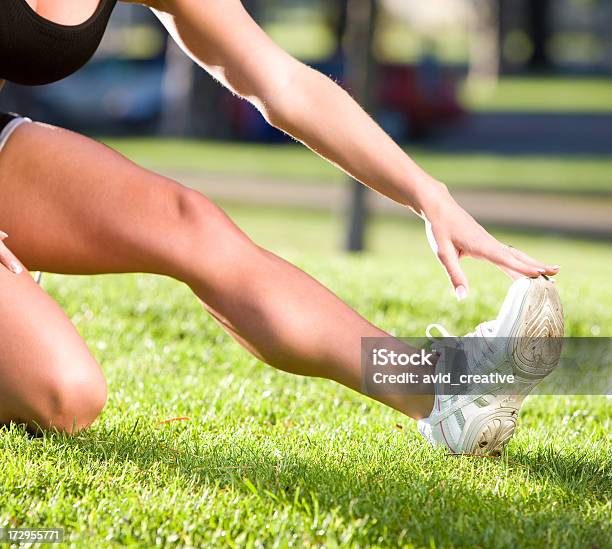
[[343, 0, 378, 252]]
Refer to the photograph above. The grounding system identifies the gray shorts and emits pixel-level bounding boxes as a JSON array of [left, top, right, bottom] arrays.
[[0, 112, 32, 153]]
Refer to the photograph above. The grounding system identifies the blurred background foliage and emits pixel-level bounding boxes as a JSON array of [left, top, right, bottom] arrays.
[[2, 0, 611, 137]]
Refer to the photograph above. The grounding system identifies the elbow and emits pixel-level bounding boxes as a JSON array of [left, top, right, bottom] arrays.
[[251, 63, 313, 132], [257, 101, 285, 130], [258, 100, 292, 132]]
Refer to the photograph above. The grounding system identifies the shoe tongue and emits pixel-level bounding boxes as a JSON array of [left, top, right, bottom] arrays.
[[496, 277, 531, 326]]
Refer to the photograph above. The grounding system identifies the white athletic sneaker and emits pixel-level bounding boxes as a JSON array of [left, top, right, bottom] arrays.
[[418, 276, 564, 455]]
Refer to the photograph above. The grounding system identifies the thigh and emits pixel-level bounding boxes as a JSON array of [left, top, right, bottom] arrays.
[[0, 121, 203, 276], [0, 266, 105, 429], [0, 120, 252, 285]]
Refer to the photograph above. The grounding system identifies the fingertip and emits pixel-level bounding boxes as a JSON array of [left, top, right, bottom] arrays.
[[455, 285, 468, 301], [540, 266, 560, 277]]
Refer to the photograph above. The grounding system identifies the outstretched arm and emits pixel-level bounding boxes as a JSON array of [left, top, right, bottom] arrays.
[[129, 0, 559, 297]]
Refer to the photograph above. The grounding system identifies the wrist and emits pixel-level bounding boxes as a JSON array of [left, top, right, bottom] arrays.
[[411, 177, 451, 218]]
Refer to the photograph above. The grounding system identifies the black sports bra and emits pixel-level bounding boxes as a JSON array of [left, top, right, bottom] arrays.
[[0, 0, 117, 86]]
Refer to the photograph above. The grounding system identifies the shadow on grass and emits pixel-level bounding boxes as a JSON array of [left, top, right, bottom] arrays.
[[35, 425, 610, 547]]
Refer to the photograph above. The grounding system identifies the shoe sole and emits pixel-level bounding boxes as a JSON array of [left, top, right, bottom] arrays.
[[511, 276, 565, 379], [468, 277, 564, 456]]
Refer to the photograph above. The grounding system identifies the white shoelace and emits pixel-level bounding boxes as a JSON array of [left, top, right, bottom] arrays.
[[425, 320, 504, 391], [426, 320, 498, 340]]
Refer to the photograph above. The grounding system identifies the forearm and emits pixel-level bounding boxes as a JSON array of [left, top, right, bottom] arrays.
[[267, 65, 443, 213], [149, 0, 444, 214], [134, 0, 558, 296]]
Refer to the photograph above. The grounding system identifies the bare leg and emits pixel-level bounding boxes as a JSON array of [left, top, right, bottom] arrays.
[[0, 268, 106, 432], [0, 123, 433, 422]]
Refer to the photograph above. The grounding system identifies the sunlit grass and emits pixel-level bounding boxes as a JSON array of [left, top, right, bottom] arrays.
[[462, 76, 612, 113], [1, 205, 610, 547]]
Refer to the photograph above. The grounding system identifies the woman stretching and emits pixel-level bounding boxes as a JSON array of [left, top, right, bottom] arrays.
[[0, 0, 563, 455]]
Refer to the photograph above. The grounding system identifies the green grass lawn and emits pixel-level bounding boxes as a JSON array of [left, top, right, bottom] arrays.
[[103, 138, 612, 195], [1, 206, 610, 547], [461, 77, 612, 113]]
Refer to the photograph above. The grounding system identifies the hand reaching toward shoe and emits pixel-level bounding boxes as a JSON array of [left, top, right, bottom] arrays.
[[420, 183, 559, 300]]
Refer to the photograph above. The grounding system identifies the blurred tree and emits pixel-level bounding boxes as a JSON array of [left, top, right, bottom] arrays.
[[526, 0, 551, 69], [467, 0, 501, 86], [344, 0, 378, 252]]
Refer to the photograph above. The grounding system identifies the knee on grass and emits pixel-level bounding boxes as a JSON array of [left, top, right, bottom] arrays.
[[20, 364, 107, 434]]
